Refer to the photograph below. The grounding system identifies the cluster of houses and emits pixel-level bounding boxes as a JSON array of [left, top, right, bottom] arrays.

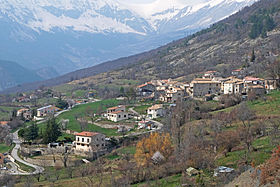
[[15, 105, 61, 122], [136, 70, 279, 101]]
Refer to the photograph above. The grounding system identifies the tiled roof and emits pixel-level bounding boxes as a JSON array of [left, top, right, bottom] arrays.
[[107, 105, 124, 110], [244, 76, 260, 81], [148, 104, 163, 110], [0, 121, 8, 125], [17, 108, 29, 112], [205, 71, 217, 74], [249, 85, 265, 89], [75, 131, 99, 137]]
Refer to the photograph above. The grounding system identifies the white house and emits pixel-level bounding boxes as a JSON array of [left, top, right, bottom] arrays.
[[37, 105, 60, 117], [107, 111, 129, 122], [107, 105, 129, 122], [223, 80, 244, 95], [74, 131, 106, 154], [147, 104, 164, 119]]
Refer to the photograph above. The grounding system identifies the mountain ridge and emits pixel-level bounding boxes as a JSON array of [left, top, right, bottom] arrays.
[[0, 0, 257, 75], [2, 0, 279, 95]]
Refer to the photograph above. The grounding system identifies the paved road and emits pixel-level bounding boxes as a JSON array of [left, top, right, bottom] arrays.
[[10, 130, 44, 175]]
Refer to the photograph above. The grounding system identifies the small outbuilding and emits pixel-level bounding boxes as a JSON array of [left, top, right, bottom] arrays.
[[186, 167, 199, 176]]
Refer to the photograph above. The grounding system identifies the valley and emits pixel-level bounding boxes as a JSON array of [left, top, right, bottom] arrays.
[[0, 0, 280, 186]]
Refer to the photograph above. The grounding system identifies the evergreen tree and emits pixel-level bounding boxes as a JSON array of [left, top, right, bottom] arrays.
[[56, 98, 69, 109], [264, 16, 275, 31], [24, 123, 38, 141], [43, 117, 61, 143], [250, 49, 256, 62]]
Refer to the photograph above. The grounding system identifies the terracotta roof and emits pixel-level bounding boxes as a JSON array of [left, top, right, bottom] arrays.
[[232, 69, 242, 72], [192, 80, 220, 84], [75, 131, 99, 137], [193, 78, 212, 81], [107, 105, 124, 110], [17, 108, 29, 112], [249, 85, 265, 89], [148, 104, 163, 110], [0, 121, 8, 125], [244, 76, 260, 81], [137, 82, 153, 88], [205, 71, 217, 74]]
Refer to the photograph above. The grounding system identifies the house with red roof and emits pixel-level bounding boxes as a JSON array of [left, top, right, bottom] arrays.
[[136, 82, 156, 97], [74, 131, 106, 154], [107, 105, 129, 122]]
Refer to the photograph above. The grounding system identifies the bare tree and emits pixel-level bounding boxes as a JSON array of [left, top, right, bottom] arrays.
[[79, 117, 88, 131]]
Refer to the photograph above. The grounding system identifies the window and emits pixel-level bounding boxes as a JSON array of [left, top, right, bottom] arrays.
[[118, 115, 121, 118], [82, 138, 84, 142], [77, 137, 80, 141], [87, 145, 89, 147], [124, 115, 126, 118], [87, 138, 90, 143]]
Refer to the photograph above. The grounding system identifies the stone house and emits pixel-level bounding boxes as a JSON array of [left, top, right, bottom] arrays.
[[107, 105, 129, 122], [17, 108, 32, 120], [224, 80, 245, 95], [247, 85, 266, 96], [107, 111, 129, 122], [265, 79, 279, 90], [147, 104, 165, 119], [37, 105, 60, 117], [190, 78, 221, 97], [136, 82, 156, 97], [74, 132, 106, 155]]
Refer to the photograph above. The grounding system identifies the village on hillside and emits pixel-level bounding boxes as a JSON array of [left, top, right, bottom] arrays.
[[0, 66, 279, 185]]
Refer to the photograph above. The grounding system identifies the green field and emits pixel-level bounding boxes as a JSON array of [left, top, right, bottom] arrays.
[[38, 99, 121, 137], [248, 90, 280, 116], [133, 105, 152, 115], [0, 143, 12, 153], [0, 106, 19, 120]]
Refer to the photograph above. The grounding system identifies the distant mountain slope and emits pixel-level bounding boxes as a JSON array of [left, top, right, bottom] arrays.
[[0, 0, 257, 74], [0, 60, 43, 91], [2, 0, 279, 94]]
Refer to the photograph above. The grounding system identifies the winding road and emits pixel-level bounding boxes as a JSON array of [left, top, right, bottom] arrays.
[[10, 130, 44, 175]]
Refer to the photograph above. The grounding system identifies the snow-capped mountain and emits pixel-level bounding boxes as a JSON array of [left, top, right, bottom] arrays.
[[0, 0, 258, 74]]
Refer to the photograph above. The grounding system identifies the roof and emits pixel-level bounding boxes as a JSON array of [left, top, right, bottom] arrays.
[[244, 76, 260, 81], [107, 105, 124, 110], [75, 131, 99, 137], [37, 105, 53, 111], [0, 121, 8, 125], [193, 78, 212, 81], [110, 111, 125, 114], [192, 80, 220, 84], [205, 71, 217, 74], [249, 85, 265, 89], [225, 80, 243, 84], [232, 69, 242, 72], [148, 104, 163, 110], [137, 82, 153, 88], [17, 108, 29, 112]]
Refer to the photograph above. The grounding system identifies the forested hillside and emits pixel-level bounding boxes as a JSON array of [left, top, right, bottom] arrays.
[[2, 0, 280, 94]]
